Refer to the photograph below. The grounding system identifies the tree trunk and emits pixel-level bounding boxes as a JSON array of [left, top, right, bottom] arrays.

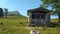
[[58, 13, 60, 23]]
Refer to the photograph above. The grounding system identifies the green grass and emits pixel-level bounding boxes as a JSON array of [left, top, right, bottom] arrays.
[[0, 16, 60, 34]]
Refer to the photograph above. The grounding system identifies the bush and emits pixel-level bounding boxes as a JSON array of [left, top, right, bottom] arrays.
[[20, 22, 23, 25], [0, 22, 4, 25]]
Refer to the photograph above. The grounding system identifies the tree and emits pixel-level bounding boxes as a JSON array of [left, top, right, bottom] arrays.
[[0, 8, 4, 17], [41, 0, 60, 23], [4, 8, 8, 18]]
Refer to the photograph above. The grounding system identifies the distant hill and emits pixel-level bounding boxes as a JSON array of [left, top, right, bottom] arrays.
[[51, 18, 58, 23], [4, 11, 26, 17], [7, 11, 20, 16]]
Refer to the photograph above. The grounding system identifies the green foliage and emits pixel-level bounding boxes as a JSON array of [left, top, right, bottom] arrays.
[[41, 0, 60, 13]]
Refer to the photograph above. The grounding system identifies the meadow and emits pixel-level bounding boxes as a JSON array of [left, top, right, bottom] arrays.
[[0, 16, 60, 34]]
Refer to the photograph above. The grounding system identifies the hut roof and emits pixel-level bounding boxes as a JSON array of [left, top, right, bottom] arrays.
[[27, 7, 52, 13]]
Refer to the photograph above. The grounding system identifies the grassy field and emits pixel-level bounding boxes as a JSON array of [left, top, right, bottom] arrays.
[[0, 16, 60, 34]]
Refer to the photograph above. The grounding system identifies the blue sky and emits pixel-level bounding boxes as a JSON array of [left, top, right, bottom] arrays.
[[0, 0, 58, 19]]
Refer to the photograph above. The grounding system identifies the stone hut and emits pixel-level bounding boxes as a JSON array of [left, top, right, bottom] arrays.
[[27, 7, 51, 26]]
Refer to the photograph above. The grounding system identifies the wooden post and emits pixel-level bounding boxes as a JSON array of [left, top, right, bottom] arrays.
[[29, 13, 32, 26], [46, 13, 50, 26], [46, 14, 48, 25], [40, 13, 41, 26]]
